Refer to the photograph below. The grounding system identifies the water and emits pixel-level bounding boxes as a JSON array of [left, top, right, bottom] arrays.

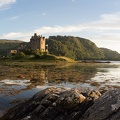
[[0, 61, 120, 116]]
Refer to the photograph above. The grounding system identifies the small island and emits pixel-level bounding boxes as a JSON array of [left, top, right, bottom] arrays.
[[0, 33, 75, 62]]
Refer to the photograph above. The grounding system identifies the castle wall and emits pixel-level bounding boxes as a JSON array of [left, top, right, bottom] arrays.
[[40, 37, 45, 51], [7, 50, 17, 56]]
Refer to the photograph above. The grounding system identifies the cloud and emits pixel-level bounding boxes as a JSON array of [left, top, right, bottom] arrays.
[[1, 32, 32, 40], [0, 0, 16, 10], [10, 15, 19, 20], [2, 32, 23, 39], [71, 0, 75, 2], [36, 12, 120, 33], [41, 13, 46, 16], [89, 33, 120, 53], [34, 25, 84, 34], [87, 12, 120, 30], [0, 25, 85, 41]]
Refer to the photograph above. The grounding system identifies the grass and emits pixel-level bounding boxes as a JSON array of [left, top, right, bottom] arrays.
[[55, 56, 75, 62], [0, 54, 75, 63]]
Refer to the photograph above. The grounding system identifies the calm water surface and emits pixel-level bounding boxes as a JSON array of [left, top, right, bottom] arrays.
[[0, 61, 120, 116]]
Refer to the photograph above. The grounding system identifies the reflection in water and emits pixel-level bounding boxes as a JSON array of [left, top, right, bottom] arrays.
[[30, 70, 47, 86], [47, 64, 97, 85], [0, 62, 120, 116], [91, 67, 120, 87], [0, 63, 120, 96]]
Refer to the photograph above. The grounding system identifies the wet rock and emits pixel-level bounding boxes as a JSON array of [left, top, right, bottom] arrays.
[[80, 88, 120, 120], [0, 87, 92, 120], [87, 90, 101, 100], [17, 75, 25, 79], [1, 87, 119, 120]]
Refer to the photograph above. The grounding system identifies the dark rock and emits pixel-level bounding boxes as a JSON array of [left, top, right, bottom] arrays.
[[79, 88, 120, 120], [1, 87, 119, 120]]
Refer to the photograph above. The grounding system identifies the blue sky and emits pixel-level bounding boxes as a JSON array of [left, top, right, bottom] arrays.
[[1, 0, 120, 53]]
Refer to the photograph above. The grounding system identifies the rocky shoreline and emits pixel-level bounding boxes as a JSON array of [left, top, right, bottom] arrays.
[[1, 87, 119, 120]]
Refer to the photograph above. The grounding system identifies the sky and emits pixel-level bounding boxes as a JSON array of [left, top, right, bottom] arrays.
[[1, 0, 120, 53]]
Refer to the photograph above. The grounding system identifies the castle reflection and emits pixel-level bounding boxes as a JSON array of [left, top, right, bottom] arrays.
[[30, 70, 47, 86]]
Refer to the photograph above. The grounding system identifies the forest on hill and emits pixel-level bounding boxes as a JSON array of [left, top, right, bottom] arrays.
[[46, 36, 104, 60], [0, 36, 120, 60], [46, 36, 120, 60], [100, 48, 120, 60]]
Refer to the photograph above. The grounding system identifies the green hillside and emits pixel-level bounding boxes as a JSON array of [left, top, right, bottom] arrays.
[[0, 39, 27, 56], [46, 36, 104, 60], [100, 48, 120, 60]]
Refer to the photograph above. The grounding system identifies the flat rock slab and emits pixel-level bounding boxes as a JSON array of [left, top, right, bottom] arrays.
[[0, 87, 119, 120]]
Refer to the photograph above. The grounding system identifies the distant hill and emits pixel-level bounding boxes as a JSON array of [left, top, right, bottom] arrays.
[[100, 48, 120, 60], [46, 36, 104, 60], [0, 39, 24, 43], [0, 39, 27, 56]]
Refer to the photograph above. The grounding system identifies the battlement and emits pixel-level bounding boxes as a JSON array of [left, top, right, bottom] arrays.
[[30, 33, 45, 41]]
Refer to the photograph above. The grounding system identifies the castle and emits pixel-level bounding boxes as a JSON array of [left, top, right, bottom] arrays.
[[30, 33, 47, 51], [7, 33, 48, 56]]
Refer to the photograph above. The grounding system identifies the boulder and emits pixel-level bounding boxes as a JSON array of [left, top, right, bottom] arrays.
[[1, 87, 119, 120], [80, 88, 120, 120]]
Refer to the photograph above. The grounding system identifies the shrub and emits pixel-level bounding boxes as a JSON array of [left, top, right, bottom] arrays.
[[14, 52, 26, 59]]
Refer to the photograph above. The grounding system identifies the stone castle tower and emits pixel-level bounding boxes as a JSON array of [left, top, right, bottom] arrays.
[[30, 33, 46, 51]]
